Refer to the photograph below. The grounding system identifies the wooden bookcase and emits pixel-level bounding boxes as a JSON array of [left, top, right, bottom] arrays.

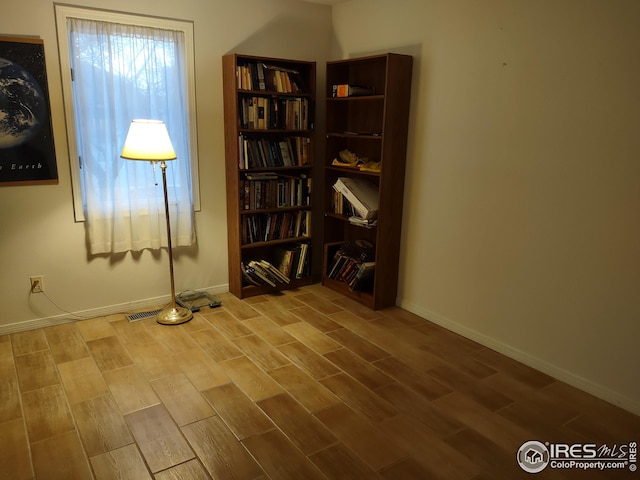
[[322, 53, 413, 309], [222, 53, 316, 298]]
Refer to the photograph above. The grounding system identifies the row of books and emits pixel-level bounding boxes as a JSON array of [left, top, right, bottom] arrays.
[[237, 62, 307, 94], [276, 242, 311, 279], [239, 96, 311, 131], [331, 84, 376, 97], [332, 190, 358, 216], [239, 135, 310, 169], [241, 243, 311, 287], [241, 173, 311, 210], [326, 240, 376, 292], [242, 211, 311, 244]]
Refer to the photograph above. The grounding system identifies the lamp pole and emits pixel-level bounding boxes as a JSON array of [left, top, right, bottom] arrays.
[[156, 160, 193, 325]]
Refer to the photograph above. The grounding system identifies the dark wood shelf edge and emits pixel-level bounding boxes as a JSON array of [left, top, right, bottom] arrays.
[[240, 165, 313, 171], [325, 165, 380, 177], [326, 95, 384, 101], [239, 89, 314, 97], [326, 133, 382, 140], [239, 129, 314, 135], [241, 236, 312, 249], [241, 206, 313, 215]]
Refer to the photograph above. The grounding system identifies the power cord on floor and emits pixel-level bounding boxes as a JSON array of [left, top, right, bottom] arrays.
[[33, 289, 221, 321]]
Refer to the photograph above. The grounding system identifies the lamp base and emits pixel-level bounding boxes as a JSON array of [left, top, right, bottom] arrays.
[[156, 305, 193, 325]]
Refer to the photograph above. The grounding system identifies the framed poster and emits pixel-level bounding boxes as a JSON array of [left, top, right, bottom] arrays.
[[0, 36, 58, 186]]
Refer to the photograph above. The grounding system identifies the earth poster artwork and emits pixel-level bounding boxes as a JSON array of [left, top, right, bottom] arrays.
[[0, 36, 57, 185]]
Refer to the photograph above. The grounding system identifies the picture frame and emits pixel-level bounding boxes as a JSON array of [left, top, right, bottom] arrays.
[[0, 35, 58, 186]]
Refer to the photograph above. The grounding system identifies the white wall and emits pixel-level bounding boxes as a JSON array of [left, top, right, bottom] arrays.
[[332, 0, 640, 414], [0, 0, 332, 331]]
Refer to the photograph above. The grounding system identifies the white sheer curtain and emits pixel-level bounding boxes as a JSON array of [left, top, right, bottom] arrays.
[[68, 18, 195, 254]]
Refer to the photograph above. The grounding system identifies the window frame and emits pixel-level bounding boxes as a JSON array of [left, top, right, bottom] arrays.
[[55, 4, 200, 222]]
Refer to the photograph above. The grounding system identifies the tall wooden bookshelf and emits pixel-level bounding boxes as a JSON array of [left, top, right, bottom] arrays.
[[322, 53, 413, 309], [222, 53, 316, 298]]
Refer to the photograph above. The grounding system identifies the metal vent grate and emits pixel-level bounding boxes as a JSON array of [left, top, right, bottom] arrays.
[[126, 309, 161, 322]]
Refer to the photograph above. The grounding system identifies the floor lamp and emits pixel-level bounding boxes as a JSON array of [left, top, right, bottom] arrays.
[[120, 119, 193, 325]]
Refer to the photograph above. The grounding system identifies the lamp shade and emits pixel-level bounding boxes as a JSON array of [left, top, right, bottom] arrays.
[[120, 119, 177, 161]]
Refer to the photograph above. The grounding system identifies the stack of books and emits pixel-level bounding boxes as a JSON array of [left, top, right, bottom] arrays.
[[332, 177, 379, 221], [242, 259, 289, 287], [241, 243, 310, 287], [242, 211, 310, 244], [326, 240, 376, 292]]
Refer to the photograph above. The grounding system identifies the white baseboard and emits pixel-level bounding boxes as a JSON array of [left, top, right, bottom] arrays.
[[397, 298, 640, 417], [1, 285, 229, 336]]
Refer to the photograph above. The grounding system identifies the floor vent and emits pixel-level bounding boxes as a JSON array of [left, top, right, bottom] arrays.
[[126, 309, 161, 322]]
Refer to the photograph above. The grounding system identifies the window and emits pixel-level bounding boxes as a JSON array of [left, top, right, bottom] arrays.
[[55, 5, 199, 254]]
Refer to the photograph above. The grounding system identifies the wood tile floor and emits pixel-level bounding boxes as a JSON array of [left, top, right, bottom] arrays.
[[1, 284, 638, 479]]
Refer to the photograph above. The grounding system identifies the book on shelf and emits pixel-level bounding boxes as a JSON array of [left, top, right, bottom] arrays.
[[256, 63, 266, 90], [327, 240, 374, 272], [251, 259, 290, 284], [273, 242, 310, 280], [242, 211, 310, 244], [349, 261, 375, 291], [239, 97, 310, 130], [261, 63, 307, 93], [241, 262, 263, 286], [332, 177, 379, 220], [239, 136, 310, 169], [236, 62, 307, 94], [333, 192, 377, 228], [241, 242, 311, 287], [348, 216, 377, 228], [327, 250, 349, 279], [332, 84, 375, 97], [240, 173, 311, 210], [295, 242, 311, 278], [326, 240, 376, 292], [247, 261, 278, 286], [274, 246, 295, 278]]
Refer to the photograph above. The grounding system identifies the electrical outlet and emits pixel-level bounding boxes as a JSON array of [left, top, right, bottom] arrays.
[[30, 276, 44, 293]]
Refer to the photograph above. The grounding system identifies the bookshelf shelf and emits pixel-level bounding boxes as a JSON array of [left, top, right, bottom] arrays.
[[239, 89, 313, 96], [241, 205, 311, 214], [327, 94, 384, 100], [223, 53, 317, 298], [322, 53, 413, 310], [238, 165, 312, 173], [240, 129, 314, 134], [325, 165, 380, 177], [326, 134, 383, 140], [240, 236, 311, 249]]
